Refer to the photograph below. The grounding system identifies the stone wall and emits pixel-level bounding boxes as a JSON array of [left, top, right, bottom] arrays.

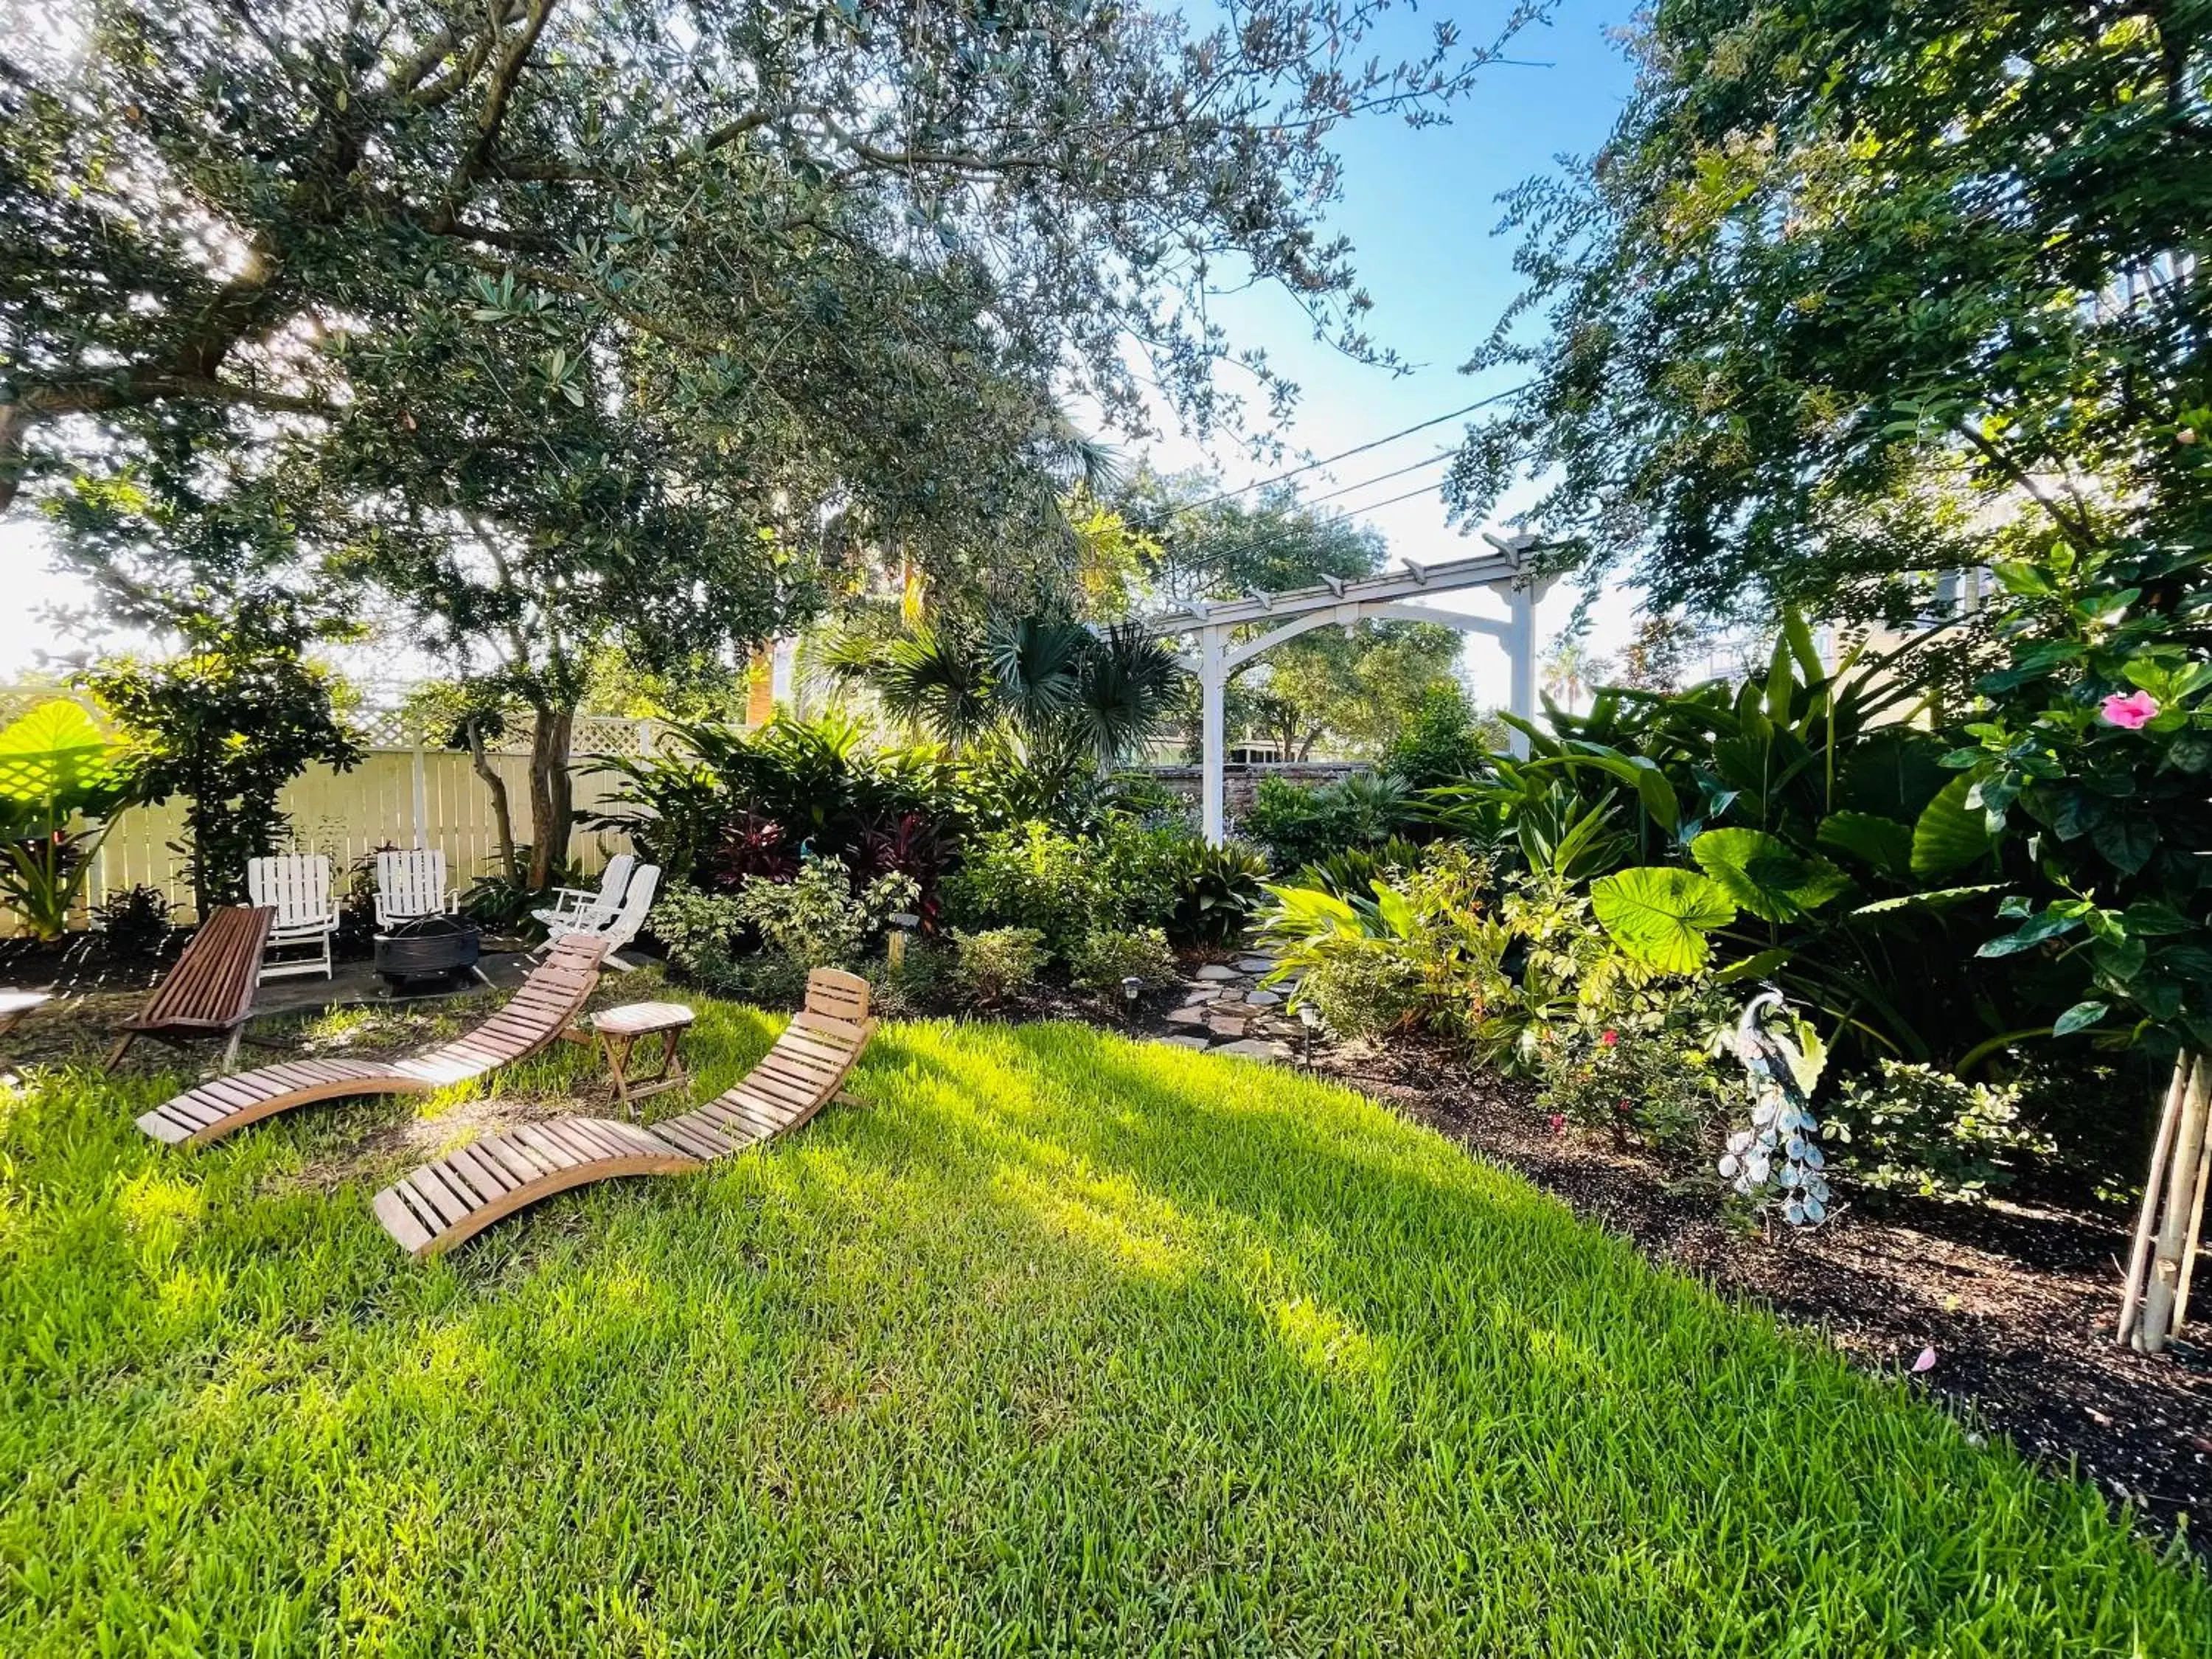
[[1135, 761, 1368, 821]]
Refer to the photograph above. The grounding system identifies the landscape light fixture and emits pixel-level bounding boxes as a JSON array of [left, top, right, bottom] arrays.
[[1297, 1001, 1320, 1065], [1121, 975, 1144, 1024], [887, 912, 919, 970]]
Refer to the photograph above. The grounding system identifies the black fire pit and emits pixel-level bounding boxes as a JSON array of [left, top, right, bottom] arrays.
[[374, 913, 484, 989]]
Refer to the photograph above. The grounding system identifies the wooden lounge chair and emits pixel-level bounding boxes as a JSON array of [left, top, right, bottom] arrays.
[[135, 935, 609, 1148], [105, 905, 274, 1073], [373, 967, 874, 1259]]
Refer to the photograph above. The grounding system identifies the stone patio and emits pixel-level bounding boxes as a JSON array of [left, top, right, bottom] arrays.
[[243, 948, 538, 1020]]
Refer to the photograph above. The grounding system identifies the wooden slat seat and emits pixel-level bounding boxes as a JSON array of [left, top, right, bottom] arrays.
[[105, 906, 275, 1073], [135, 936, 611, 1148], [375, 968, 875, 1258]]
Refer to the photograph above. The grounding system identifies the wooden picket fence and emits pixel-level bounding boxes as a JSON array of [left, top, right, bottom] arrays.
[[7, 721, 664, 937]]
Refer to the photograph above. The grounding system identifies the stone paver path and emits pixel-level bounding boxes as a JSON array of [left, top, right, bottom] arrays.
[[1147, 951, 1302, 1062]]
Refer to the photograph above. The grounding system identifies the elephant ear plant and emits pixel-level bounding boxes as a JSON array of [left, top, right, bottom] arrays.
[[0, 700, 134, 942]]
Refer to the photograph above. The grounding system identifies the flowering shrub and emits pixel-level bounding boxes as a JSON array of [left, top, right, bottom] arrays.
[[1534, 1023, 1724, 1159], [1949, 542, 2212, 1054]]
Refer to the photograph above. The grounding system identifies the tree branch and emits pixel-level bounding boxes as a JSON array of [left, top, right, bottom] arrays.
[[429, 0, 558, 232], [1950, 420, 2100, 548], [0, 376, 341, 515], [387, 2, 526, 100]]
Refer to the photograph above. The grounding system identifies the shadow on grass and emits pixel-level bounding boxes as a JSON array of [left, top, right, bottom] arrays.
[[2, 1013, 2207, 1654]]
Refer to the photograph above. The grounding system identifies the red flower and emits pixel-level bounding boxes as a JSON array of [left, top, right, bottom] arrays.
[[1545, 1113, 1566, 1135], [1599, 1029, 1618, 1047]]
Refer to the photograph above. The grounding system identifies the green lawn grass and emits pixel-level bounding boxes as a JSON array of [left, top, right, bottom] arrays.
[[1, 1007, 2206, 1655]]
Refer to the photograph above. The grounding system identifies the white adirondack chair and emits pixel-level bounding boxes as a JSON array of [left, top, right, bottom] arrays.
[[373, 848, 459, 931], [529, 852, 635, 933], [538, 862, 659, 972], [246, 855, 338, 981]]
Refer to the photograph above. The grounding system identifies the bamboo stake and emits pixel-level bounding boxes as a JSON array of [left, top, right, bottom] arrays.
[[2138, 1054, 2212, 1354], [2171, 1128, 2211, 1335], [2118, 1052, 2189, 1348]]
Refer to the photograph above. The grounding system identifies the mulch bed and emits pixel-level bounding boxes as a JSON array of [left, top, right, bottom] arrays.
[[1297, 1032, 2211, 1556]]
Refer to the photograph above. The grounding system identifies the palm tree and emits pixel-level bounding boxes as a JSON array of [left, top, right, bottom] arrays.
[[1540, 639, 1615, 713], [822, 616, 1183, 762]]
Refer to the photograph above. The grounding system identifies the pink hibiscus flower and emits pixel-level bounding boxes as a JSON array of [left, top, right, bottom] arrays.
[[2100, 690, 2159, 729]]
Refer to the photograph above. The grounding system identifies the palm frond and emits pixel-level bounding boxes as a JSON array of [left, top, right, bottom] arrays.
[[1068, 623, 1186, 762], [876, 627, 997, 749], [985, 616, 1086, 734]]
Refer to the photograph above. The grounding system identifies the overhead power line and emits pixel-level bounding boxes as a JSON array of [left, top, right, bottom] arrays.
[[1172, 382, 1527, 515], [1301, 447, 1453, 508], [1161, 476, 1467, 591]]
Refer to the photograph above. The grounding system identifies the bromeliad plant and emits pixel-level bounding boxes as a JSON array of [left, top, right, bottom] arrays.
[[0, 700, 133, 942]]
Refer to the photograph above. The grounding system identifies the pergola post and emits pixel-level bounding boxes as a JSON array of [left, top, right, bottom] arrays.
[[1135, 536, 1544, 846], [1505, 578, 1537, 759], [1197, 625, 1228, 846]]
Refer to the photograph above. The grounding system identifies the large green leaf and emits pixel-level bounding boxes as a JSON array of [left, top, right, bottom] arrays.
[[1590, 866, 1737, 974], [1689, 827, 1851, 922], [1910, 774, 1994, 877], [1852, 883, 2006, 916], [1262, 884, 1363, 939], [0, 700, 125, 832], [1815, 811, 1913, 879]]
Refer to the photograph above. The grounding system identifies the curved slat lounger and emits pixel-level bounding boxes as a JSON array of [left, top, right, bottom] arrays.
[[375, 968, 874, 1258], [135, 936, 611, 1148]]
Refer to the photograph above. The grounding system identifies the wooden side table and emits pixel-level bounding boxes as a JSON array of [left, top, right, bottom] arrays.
[[588, 1001, 696, 1118]]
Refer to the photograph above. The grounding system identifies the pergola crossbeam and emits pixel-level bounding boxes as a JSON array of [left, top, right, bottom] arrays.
[[1135, 538, 1546, 844]]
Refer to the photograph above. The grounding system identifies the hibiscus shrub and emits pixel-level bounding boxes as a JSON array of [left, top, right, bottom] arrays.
[[1951, 542, 2212, 1057]]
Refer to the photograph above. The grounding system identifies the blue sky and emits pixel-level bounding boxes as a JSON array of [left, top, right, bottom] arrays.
[[1144, 0, 1641, 702], [0, 1, 1641, 698]]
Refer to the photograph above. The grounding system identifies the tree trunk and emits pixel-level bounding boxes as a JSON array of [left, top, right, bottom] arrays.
[[465, 717, 520, 885], [526, 706, 575, 891]]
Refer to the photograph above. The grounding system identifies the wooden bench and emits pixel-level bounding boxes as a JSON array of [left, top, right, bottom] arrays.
[[375, 968, 875, 1259], [105, 905, 274, 1073], [136, 935, 610, 1147]]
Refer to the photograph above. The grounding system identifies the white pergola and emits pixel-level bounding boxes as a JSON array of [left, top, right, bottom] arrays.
[[1134, 532, 1551, 844]]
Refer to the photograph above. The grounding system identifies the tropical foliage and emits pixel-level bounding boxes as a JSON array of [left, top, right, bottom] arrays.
[[592, 713, 957, 895], [0, 700, 133, 941], [1945, 543, 2212, 1057]]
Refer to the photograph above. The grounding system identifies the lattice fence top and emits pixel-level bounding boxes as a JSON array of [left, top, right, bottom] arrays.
[[342, 708, 667, 757], [0, 691, 669, 759]]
